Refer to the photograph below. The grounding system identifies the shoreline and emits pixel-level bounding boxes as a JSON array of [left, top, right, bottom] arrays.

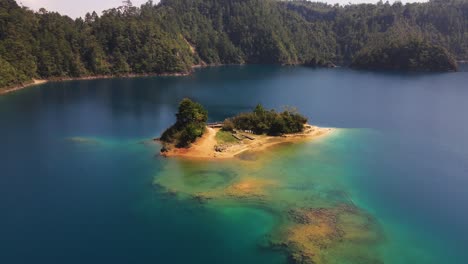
[[0, 71, 192, 96], [0, 62, 241, 96], [159, 125, 334, 160], [0, 79, 48, 95], [0, 63, 319, 96], [2, 59, 466, 96], [5, 60, 459, 96]]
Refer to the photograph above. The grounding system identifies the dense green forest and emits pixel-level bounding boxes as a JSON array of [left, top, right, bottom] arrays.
[[351, 37, 458, 71], [1, 0, 467, 89]]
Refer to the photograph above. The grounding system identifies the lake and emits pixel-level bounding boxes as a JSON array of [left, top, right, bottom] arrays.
[[1, 65, 467, 263]]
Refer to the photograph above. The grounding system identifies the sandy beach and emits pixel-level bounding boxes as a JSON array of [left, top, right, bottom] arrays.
[[160, 125, 334, 159]]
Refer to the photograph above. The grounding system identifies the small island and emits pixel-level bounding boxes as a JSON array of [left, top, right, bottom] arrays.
[[158, 98, 333, 159], [351, 38, 458, 72]]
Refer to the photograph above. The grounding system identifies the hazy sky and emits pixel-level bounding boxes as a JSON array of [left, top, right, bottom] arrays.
[[17, 0, 428, 19]]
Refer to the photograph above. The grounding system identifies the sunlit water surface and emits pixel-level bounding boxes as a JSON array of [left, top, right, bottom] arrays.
[[1, 65, 468, 263]]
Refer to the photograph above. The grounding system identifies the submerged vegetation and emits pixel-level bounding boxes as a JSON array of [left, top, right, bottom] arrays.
[[1, 0, 468, 90], [160, 98, 208, 148], [225, 105, 308, 136], [153, 143, 384, 264]]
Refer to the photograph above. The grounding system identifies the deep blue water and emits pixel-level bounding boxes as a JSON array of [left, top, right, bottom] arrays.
[[1, 65, 468, 263]]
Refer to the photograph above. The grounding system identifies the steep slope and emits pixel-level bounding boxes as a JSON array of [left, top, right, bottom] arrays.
[[1, 0, 467, 90]]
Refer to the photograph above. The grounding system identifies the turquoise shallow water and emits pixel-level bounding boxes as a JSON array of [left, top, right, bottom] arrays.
[[1, 65, 467, 263]]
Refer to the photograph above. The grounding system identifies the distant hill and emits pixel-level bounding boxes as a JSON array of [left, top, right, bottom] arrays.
[[351, 38, 458, 72], [1, 0, 467, 89]]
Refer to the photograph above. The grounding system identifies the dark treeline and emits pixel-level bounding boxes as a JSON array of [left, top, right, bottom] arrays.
[[1, 0, 467, 89]]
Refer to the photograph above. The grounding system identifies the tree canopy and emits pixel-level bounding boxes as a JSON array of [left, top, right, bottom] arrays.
[[160, 98, 208, 148], [1, 0, 467, 90], [226, 104, 308, 136], [351, 37, 458, 71]]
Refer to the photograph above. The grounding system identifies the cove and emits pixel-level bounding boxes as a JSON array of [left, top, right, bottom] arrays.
[[1, 65, 468, 263]]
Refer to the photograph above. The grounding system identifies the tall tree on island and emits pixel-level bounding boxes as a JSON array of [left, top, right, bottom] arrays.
[[160, 98, 208, 148]]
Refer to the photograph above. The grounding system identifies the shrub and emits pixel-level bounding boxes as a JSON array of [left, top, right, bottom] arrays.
[[231, 104, 308, 135], [222, 118, 235, 131]]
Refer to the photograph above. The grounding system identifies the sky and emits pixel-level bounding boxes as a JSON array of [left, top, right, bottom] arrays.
[[17, 0, 429, 19]]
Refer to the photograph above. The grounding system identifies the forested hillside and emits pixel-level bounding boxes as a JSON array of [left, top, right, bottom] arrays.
[[1, 0, 467, 89], [351, 38, 458, 71]]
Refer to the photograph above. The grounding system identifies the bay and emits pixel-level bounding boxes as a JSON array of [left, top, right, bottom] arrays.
[[1, 65, 467, 263]]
